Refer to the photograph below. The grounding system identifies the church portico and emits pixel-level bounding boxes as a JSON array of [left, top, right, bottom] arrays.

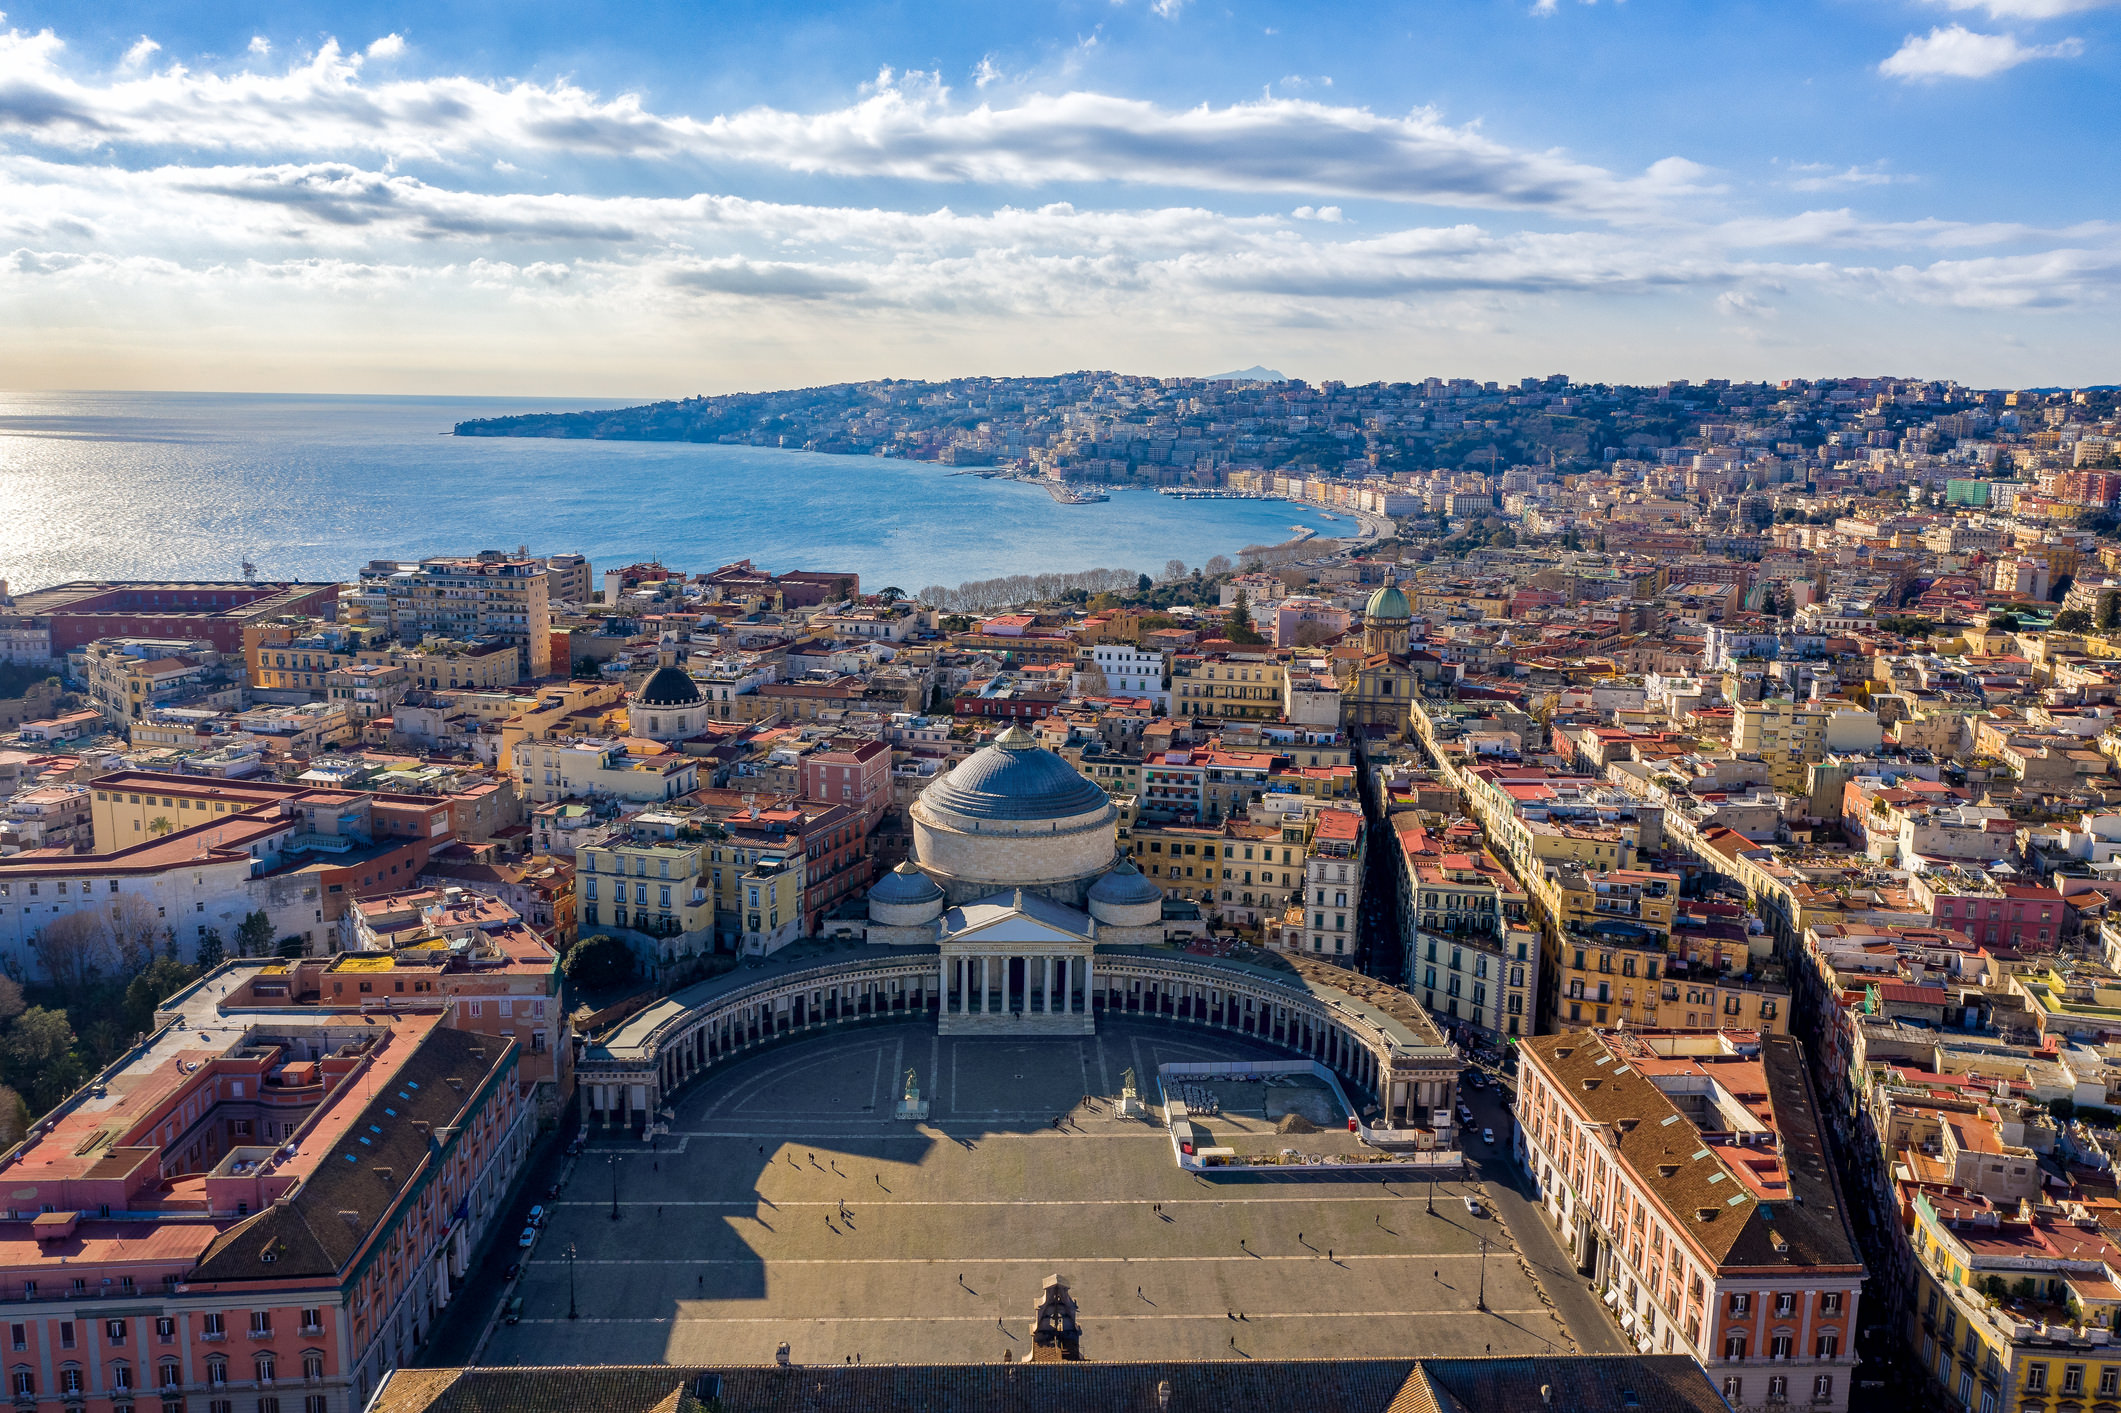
[[936, 891, 1097, 1036]]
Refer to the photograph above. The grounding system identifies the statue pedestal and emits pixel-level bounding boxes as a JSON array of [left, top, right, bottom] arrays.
[[895, 1095, 929, 1120], [1115, 1094, 1145, 1119]]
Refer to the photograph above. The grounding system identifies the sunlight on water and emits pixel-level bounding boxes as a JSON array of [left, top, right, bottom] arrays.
[[0, 392, 1343, 591]]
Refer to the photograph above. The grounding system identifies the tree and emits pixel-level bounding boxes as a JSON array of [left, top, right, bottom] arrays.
[[1203, 555, 1234, 578], [194, 927, 225, 970], [31, 911, 116, 995], [1988, 613, 2021, 633], [233, 910, 274, 959], [2055, 609, 2095, 634], [2099, 592, 2120, 633], [122, 957, 201, 1039], [1136, 573, 1153, 594], [147, 816, 174, 838], [1225, 590, 1268, 646], [1, 1006, 83, 1115], [0, 976, 22, 1025], [0, 1085, 26, 1149], [563, 934, 637, 993], [877, 586, 904, 605], [110, 894, 163, 976]]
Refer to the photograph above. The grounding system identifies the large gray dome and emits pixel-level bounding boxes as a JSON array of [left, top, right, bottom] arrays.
[[920, 726, 1111, 824], [638, 664, 702, 706]]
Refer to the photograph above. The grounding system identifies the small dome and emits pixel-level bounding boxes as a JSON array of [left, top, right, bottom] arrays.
[[867, 861, 944, 905], [920, 732, 1111, 824], [637, 664, 702, 706], [1365, 583, 1411, 620], [1087, 859, 1163, 908]]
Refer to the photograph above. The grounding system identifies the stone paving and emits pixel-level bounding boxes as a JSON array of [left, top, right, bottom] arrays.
[[480, 1019, 1576, 1366]]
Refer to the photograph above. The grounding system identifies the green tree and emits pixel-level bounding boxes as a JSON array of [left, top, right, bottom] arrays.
[[122, 957, 201, 1039], [147, 816, 174, 838], [877, 586, 904, 605], [0, 977, 23, 1025], [1135, 573, 1153, 594], [1988, 613, 2021, 633], [194, 927, 226, 970], [233, 910, 274, 959], [2099, 592, 2120, 632], [275, 935, 307, 959], [2055, 609, 2095, 634], [563, 934, 637, 993], [1225, 590, 1268, 645], [0, 1085, 26, 1149], [1, 1006, 84, 1116]]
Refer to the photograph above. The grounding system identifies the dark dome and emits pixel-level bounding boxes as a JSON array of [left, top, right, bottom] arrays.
[[920, 727, 1112, 823], [868, 861, 944, 905], [1087, 859, 1163, 907], [638, 664, 702, 707]]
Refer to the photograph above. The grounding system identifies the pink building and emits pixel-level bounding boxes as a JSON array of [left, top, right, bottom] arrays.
[[0, 968, 532, 1413]]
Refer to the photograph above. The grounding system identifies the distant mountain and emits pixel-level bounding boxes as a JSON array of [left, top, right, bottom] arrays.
[[1203, 365, 1288, 382]]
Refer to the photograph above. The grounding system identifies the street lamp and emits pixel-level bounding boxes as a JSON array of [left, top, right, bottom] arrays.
[[1477, 1236, 1488, 1313], [567, 1242, 578, 1320], [609, 1154, 620, 1221]]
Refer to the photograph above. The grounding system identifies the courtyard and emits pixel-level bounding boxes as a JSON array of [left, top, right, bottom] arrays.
[[477, 1019, 1575, 1366]]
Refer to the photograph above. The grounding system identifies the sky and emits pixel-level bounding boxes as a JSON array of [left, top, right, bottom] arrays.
[[0, 0, 2116, 394]]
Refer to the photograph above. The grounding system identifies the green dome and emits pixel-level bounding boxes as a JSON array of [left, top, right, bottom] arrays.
[[1365, 583, 1411, 620]]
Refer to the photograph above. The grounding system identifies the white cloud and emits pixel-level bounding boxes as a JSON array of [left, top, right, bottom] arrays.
[[1150, 0, 1189, 16], [366, 34, 406, 60], [1879, 24, 2084, 80], [1782, 161, 1906, 191], [1920, 0, 2115, 18], [0, 36, 1706, 216], [248, 36, 270, 58], [119, 36, 158, 70], [973, 56, 1002, 88]]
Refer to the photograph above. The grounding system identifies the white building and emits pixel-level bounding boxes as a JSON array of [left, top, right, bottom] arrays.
[[1076, 644, 1169, 710]]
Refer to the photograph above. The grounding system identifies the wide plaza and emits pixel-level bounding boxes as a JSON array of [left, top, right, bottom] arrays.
[[480, 1019, 1575, 1366]]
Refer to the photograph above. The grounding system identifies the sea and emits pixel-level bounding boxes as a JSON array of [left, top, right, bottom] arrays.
[[0, 392, 1349, 594]]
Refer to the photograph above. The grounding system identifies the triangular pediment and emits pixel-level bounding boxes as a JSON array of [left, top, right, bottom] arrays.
[[945, 911, 1091, 947]]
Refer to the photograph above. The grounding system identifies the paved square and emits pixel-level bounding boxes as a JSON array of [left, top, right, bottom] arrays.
[[481, 1020, 1574, 1366]]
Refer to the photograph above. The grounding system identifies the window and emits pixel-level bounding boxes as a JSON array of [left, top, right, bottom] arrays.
[[2063, 1365, 2084, 1394], [109, 1321, 129, 1345], [1722, 1378, 1742, 1402], [1729, 1292, 1751, 1316], [60, 1323, 75, 1350], [1813, 1376, 1833, 1404], [249, 1313, 271, 1338], [12, 1370, 32, 1397], [1768, 1376, 1788, 1402], [161, 1364, 182, 1389], [1771, 1335, 1793, 1360], [299, 1312, 321, 1336], [305, 1399, 327, 1413], [2102, 1368, 2118, 1397], [61, 1368, 83, 1395], [1775, 1292, 1796, 1316], [113, 1363, 134, 1390], [259, 1399, 280, 1413], [302, 1356, 323, 1381], [1725, 1333, 1748, 1361], [2026, 1366, 2047, 1393], [7, 1327, 20, 1353], [255, 1355, 275, 1384], [157, 1320, 175, 1344], [1819, 1292, 1843, 1315], [207, 1360, 228, 1387], [202, 1315, 225, 1339]]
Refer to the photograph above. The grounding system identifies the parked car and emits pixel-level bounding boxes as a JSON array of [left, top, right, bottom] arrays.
[[504, 1297, 524, 1326], [1457, 1105, 1474, 1124], [517, 1227, 537, 1248], [527, 1205, 545, 1227], [1482, 1128, 1495, 1145], [503, 1262, 520, 1282], [1463, 1195, 1486, 1217]]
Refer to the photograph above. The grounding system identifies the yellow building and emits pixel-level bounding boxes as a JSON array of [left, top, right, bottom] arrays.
[[577, 834, 713, 940], [1124, 814, 1309, 931], [1169, 652, 1286, 721], [366, 637, 522, 692], [244, 618, 379, 693], [347, 552, 554, 677], [1731, 696, 1831, 792]]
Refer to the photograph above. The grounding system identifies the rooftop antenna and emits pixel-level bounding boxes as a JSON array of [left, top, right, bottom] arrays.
[[241, 559, 258, 583]]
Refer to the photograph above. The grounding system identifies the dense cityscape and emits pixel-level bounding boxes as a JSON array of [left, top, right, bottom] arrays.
[[3, 369, 2121, 1408]]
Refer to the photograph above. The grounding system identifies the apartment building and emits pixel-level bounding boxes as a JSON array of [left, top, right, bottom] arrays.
[[517, 739, 697, 807], [1731, 698, 1881, 793], [1517, 1030, 1865, 1413], [1296, 806, 1364, 960], [1396, 821, 1539, 1041], [348, 556, 552, 678], [0, 979, 530, 1413], [82, 640, 239, 728], [1125, 814, 1306, 934], [1073, 644, 1169, 710], [1138, 747, 1280, 824], [1169, 652, 1285, 722]]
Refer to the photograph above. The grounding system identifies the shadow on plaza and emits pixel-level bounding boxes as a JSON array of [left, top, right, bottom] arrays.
[[503, 1016, 1337, 1350]]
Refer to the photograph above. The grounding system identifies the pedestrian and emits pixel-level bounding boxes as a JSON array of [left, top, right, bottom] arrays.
[[1328, 1248, 1333, 1261], [697, 1274, 703, 1289], [1298, 1231, 1303, 1242], [658, 1206, 663, 1218], [1486, 1344, 1491, 1354], [1137, 1285, 1142, 1297]]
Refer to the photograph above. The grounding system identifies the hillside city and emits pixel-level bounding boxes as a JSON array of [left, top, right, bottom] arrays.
[[8, 370, 2121, 1410]]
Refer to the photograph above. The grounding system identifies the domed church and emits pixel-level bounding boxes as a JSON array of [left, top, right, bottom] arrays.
[[631, 660, 706, 743], [862, 726, 1173, 1035]]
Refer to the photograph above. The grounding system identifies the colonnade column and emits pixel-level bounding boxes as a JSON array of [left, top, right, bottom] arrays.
[[1042, 956, 1053, 1013], [1082, 956, 1094, 1013]]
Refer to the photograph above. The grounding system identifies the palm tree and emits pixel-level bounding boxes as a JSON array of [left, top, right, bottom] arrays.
[[148, 817, 174, 838]]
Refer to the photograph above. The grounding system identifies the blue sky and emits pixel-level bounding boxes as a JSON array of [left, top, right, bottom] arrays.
[[0, 0, 2115, 393]]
